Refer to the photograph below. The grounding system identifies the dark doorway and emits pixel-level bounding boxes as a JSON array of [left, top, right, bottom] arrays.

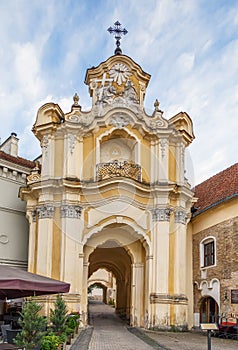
[[200, 296, 218, 323]]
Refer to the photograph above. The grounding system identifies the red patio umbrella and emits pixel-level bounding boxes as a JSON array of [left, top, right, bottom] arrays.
[[0, 265, 70, 299]]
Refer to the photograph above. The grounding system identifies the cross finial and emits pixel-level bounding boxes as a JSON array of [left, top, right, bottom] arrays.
[[107, 21, 128, 55]]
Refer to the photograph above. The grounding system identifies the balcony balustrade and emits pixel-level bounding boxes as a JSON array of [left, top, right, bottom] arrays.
[[96, 160, 141, 181]]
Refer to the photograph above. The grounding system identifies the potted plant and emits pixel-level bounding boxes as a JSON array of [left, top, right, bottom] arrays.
[[14, 298, 47, 350], [46, 294, 68, 348], [50, 294, 68, 336], [65, 326, 75, 345], [41, 333, 63, 350]]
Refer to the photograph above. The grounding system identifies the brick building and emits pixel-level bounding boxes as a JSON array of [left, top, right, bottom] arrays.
[[192, 163, 238, 326]]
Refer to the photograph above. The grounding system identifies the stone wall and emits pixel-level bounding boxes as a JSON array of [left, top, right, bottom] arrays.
[[193, 216, 238, 315]]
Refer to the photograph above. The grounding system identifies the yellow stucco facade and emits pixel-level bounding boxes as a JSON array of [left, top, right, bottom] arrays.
[[20, 53, 196, 329]]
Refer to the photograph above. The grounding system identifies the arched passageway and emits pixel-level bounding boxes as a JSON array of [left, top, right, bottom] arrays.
[[83, 222, 149, 326], [89, 242, 132, 320]]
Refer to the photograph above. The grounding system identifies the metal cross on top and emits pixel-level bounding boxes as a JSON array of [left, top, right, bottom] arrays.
[[107, 21, 128, 55]]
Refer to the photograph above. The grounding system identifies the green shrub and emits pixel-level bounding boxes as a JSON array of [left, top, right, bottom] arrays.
[[65, 326, 74, 336], [41, 334, 62, 350], [66, 315, 78, 330], [50, 294, 68, 336], [14, 299, 47, 350]]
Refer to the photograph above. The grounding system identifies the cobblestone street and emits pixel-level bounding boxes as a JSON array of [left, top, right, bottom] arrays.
[[74, 301, 238, 350], [88, 301, 157, 350]]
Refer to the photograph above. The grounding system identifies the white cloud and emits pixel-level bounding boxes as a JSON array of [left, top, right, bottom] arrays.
[[14, 42, 44, 97], [177, 52, 195, 72]]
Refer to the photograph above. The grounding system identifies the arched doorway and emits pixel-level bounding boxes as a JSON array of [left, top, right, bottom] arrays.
[[82, 222, 149, 326], [200, 296, 219, 323]]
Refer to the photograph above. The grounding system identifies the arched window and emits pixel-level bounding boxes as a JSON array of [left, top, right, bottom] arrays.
[[200, 236, 216, 268]]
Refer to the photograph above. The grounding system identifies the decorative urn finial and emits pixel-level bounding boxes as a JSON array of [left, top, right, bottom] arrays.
[[73, 93, 79, 106], [154, 99, 160, 111]]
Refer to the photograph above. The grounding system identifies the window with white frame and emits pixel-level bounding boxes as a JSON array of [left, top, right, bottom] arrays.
[[200, 237, 216, 268]]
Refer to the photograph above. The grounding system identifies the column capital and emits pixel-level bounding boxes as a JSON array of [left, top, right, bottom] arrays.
[[174, 210, 187, 225], [31, 210, 37, 222], [151, 207, 171, 222], [61, 205, 82, 219], [36, 204, 54, 219]]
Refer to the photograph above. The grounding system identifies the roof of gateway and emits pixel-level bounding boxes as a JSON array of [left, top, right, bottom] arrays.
[[0, 150, 35, 169], [193, 163, 238, 215]]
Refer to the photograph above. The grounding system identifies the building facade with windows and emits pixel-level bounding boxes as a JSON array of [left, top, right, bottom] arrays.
[[192, 163, 238, 326], [0, 133, 35, 269]]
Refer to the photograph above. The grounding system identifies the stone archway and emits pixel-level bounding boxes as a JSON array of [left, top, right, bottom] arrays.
[[82, 222, 149, 327]]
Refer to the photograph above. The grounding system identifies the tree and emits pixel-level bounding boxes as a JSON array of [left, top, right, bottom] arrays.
[[15, 299, 47, 350], [50, 294, 68, 336]]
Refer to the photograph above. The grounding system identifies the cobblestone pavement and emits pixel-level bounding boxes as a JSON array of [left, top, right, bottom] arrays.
[[144, 329, 238, 350], [88, 301, 157, 350], [80, 301, 238, 350]]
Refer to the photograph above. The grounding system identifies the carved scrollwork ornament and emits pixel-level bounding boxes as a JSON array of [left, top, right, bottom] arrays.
[[41, 135, 49, 156], [69, 134, 77, 154], [27, 163, 41, 183], [68, 114, 80, 123], [0, 234, 9, 244], [109, 114, 130, 129]]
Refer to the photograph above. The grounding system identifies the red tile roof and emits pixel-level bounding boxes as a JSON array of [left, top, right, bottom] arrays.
[[193, 163, 238, 215], [0, 150, 35, 169]]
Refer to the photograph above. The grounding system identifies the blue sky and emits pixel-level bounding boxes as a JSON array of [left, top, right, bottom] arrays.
[[0, 0, 238, 185]]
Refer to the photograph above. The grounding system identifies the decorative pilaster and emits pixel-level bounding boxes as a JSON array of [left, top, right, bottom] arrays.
[[175, 141, 186, 185], [41, 134, 54, 179], [69, 134, 77, 154], [35, 205, 54, 276], [27, 210, 37, 272], [63, 133, 82, 179], [131, 263, 144, 326], [31, 210, 37, 222], [172, 207, 189, 326], [158, 138, 169, 182]]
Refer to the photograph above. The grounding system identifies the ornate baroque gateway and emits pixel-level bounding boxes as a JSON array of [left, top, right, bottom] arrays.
[[20, 23, 196, 329]]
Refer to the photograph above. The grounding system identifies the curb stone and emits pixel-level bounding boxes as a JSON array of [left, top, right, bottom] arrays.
[[70, 326, 93, 350], [128, 327, 171, 350]]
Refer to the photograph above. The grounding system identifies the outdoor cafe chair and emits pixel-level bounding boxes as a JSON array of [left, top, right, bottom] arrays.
[[0, 325, 11, 343]]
